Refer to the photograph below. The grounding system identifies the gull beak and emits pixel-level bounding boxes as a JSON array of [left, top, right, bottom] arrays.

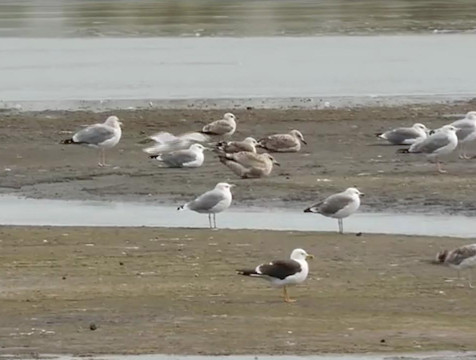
[[359, 192, 365, 197], [119, 122, 124, 126], [306, 254, 314, 260], [301, 139, 308, 145], [273, 161, 281, 166], [230, 184, 236, 188]]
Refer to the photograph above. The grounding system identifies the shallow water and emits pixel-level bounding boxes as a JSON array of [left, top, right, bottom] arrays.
[[1, 35, 476, 108], [1, 0, 476, 37], [0, 196, 474, 238]]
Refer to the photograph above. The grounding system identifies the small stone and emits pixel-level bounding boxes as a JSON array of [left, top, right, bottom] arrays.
[[380, 338, 386, 343], [356, 232, 363, 237], [119, 262, 124, 266], [89, 323, 97, 331], [62, 276, 66, 280]]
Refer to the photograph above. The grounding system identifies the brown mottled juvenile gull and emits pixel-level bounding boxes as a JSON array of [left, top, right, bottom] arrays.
[[216, 137, 258, 153], [201, 113, 237, 136], [258, 129, 306, 152], [376, 123, 429, 145], [177, 182, 234, 228], [304, 187, 364, 234], [237, 248, 313, 303], [437, 243, 476, 288], [219, 151, 280, 178], [398, 125, 458, 173], [61, 115, 122, 167]]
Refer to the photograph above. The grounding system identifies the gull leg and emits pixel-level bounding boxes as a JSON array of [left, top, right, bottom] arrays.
[[208, 213, 212, 228], [213, 213, 217, 229], [338, 218, 344, 234], [98, 149, 103, 167], [469, 270, 474, 289], [436, 159, 447, 174], [459, 144, 471, 160], [283, 286, 296, 303]]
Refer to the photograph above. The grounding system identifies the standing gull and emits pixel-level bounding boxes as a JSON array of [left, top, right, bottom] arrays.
[[304, 187, 364, 234], [143, 131, 209, 156], [258, 129, 307, 152], [216, 137, 258, 153], [201, 113, 237, 136], [150, 144, 206, 168], [219, 151, 279, 178], [376, 123, 429, 145], [61, 115, 122, 167], [177, 182, 234, 228], [448, 111, 476, 159], [437, 243, 476, 288], [398, 125, 458, 173], [237, 248, 313, 303]]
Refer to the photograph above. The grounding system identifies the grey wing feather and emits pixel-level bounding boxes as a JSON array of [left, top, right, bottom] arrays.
[[451, 119, 475, 141], [312, 194, 353, 215], [384, 128, 420, 144], [257, 260, 301, 280], [160, 150, 197, 167], [410, 132, 450, 154], [187, 190, 225, 212], [73, 124, 114, 145]]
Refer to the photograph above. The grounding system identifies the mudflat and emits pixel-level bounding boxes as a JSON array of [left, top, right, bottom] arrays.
[[0, 226, 474, 355], [1, 101, 476, 214]]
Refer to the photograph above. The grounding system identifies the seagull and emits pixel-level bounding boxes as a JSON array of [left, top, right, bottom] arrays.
[[143, 131, 209, 156], [258, 129, 307, 152], [216, 137, 258, 153], [218, 151, 280, 178], [201, 113, 237, 136], [237, 248, 313, 303], [448, 111, 476, 159], [437, 243, 476, 288], [398, 125, 458, 173], [61, 115, 122, 167], [177, 182, 234, 228], [304, 187, 364, 234], [150, 143, 207, 168], [376, 123, 429, 145]]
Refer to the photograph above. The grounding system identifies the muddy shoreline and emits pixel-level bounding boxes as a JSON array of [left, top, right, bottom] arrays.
[[1, 101, 476, 215], [1, 226, 476, 356]]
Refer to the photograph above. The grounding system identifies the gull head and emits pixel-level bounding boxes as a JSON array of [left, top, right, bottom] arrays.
[[413, 123, 429, 132], [291, 129, 307, 144], [243, 137, 258, 145], [466, 111, 476, 120], [215, 182, 235, 192], [436, 249, 448, 263], [290, 248, 314, 261], [224, 113, 236, 122], [345, 187, 365, 197], [441, 125, 457, 133], [264, 153, 280, 166], [189, 143, 207, 153], [105, 116, 122, 128]]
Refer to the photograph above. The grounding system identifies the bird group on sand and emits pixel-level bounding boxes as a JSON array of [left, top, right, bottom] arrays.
[[60, 110, 476, 301]]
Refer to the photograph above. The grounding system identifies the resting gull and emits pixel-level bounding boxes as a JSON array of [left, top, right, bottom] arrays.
[[61, 115, 122, 167], [216, 137, 258, 153], [218, 151, 279, 178], [437, 243, 476, 288], [448, 111, 476, 159], [201, 113, 237, 136], [258, 129, 307, 152], [143, 131, 209, 156], [398, 125, 458, 173], [150, 143, 206, 168], [177, 182, 234, 228], [376, 123, 429, 145], [304, 187, 364, 234], [237, 248, 313, 303]]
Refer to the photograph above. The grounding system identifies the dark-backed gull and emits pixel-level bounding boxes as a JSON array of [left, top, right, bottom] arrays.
[[237, 248, 313, 303]]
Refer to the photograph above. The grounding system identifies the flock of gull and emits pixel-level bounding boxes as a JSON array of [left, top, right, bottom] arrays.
[[60, 110, 476, 301]]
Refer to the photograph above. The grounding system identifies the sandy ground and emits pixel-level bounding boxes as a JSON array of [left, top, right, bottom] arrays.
[[0, 226, 475, 356], [1, 101, 476, 214]]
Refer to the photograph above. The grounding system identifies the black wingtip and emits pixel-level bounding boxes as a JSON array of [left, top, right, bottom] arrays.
[[177, 205, 184, 211], [375, 132, 383, 137], [60, 138, 74, 145], [303, 208, 312, 213], [396, 148, 410, 154], [149, 155, 159, 159]]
